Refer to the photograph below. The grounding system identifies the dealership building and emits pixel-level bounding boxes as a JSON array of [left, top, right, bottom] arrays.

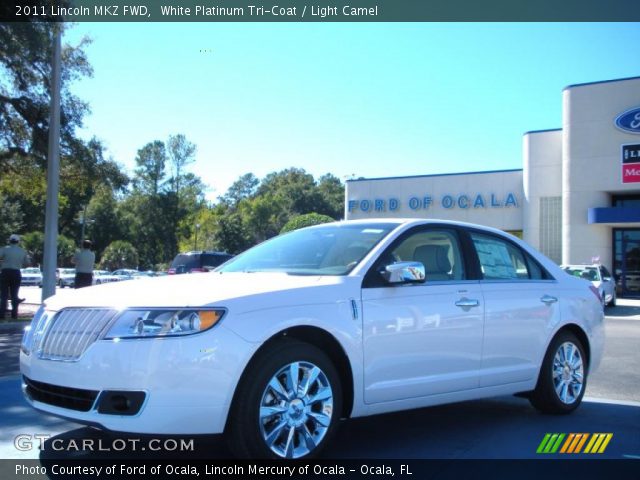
[[345, 76, 640, 296]]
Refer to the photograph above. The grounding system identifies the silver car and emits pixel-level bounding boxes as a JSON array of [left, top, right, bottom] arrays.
[[561, 264, 616, 308]]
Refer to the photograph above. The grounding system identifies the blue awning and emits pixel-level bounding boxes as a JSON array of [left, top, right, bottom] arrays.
[[588, 207, 640, 224]]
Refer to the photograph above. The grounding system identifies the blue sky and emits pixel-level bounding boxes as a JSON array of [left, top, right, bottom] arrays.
[[64, 23, 640, 200]]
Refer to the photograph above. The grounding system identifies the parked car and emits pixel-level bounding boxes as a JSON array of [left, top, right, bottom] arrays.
[[57, 268, 75, 288], [20, 219, 604, 459], [110, 269, 141, 281], [561, 264, 616, 308], [92, 270, 120, 285], [167, 251, 233, 274], [20, 267, 42, 287]]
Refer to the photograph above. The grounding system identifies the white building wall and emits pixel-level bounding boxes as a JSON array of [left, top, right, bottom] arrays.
[[562, 77, 640, 269], [523, 129, 563, 255]]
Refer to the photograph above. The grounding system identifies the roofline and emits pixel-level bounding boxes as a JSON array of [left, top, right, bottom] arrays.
[[346, 169, 523, 183], [563, 75, 640, 92], [523, 128, 562, 136]]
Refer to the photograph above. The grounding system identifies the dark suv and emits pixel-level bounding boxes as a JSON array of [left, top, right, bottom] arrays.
[[168, 251, 233, 275]]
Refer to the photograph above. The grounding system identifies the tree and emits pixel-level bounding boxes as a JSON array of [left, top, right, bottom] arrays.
[[220, 173, 259, 208], [239, 194, 288, 243], [0, 22, 93, 168], [0, 195, 23, 243], [85, 185, 124, 258], [317, 173, 345, 219], [167, 134, 196, 198], [100, 241, 139, 271], [20, 231, 75, 267], [0, 23, 129, 241], [214, 213, 251, 255], [133, 141, 167, 196], [280, 213, 335, 234]]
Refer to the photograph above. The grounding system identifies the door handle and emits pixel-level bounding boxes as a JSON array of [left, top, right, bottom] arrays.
[[540, 295, 558, 305], [455, 298, 480, 308]]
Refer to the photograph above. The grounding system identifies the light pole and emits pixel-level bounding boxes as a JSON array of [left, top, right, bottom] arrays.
[[194, 223, 201, 251], [79, 207, 94, 243], [42, 25, 61, 301]]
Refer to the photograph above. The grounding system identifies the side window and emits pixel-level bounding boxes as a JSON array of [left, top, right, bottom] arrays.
[[471, 233, 544, 280], [388, 229, 465, 281], [600, 266, 612, 279]]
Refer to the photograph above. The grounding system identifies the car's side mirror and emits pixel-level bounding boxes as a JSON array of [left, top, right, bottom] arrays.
[[381, 261, 426, 284]]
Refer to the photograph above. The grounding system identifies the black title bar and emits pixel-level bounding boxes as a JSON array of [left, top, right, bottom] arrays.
[[2, 0, 640, 22]]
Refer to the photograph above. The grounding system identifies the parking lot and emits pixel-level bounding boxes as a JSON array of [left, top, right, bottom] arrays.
[[0, 289, 638, 461]]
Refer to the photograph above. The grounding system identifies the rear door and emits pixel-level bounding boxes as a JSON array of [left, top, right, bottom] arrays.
[[468, 231, 559, 387]]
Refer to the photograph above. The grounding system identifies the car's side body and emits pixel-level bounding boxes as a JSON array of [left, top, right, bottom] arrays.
[[20, 267, 43, 287], [20, 219, 604, 457], [57, 268, 76, 288]]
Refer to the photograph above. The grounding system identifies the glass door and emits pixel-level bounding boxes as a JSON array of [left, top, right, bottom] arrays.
[[614, 229, 640, 297]]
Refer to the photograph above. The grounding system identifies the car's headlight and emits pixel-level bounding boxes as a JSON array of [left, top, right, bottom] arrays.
[[21, 305, 49, 356], [103, 308, 225, 339]]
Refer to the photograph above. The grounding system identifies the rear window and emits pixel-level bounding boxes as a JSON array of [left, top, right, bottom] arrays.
[[202, 253, 232, 268], [170, 254, 201, 270]]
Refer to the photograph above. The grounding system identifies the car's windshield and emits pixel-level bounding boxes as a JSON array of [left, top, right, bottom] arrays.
[[219, 222, 398, 275], [562, 266, 600, 282], [24, 268, 40, 274]]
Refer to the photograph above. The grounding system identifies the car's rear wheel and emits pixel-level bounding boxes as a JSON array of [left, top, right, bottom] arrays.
[[227, 339, 342, 459], [530, 331, 587, 414], [609, 290, 616, 307]]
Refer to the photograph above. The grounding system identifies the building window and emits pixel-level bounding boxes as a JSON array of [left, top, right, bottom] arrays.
[[613, 195, 640, 208], [539, 197, 562, 264]]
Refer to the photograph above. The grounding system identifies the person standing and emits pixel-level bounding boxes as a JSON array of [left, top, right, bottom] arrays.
[[0, 234, 29, 320], [73, 239, 95, 289]]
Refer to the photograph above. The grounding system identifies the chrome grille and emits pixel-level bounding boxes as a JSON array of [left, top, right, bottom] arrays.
[[38, 309, 119, 361]]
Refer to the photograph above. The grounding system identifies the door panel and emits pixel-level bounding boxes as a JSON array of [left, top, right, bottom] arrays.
[[362, 283, 483, 404], [478, 282, 557, 387]]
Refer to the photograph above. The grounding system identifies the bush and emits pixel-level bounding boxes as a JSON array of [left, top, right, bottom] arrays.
[[280, 213, 335, 234], [100, 241, 139, 271]]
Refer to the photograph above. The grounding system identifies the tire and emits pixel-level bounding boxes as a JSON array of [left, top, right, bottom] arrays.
[[226, 339, 342, 459], [609, 290, 616, 307], [530, 331, 587, 414]]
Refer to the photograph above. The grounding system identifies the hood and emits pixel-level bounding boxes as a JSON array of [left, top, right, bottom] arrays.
[[43, 272, 348, 312]]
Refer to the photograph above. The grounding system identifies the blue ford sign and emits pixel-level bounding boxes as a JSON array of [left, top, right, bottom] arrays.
[[616, 107, 640, 134]]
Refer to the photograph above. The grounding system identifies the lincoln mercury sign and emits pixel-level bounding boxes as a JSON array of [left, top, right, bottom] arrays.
[[622, 143, 640, 184], [347, 192, 519, 214]]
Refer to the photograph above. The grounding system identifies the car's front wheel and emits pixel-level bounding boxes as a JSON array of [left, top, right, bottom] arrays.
[[227, 339, 342, 459], [530, 331, 587, 414]]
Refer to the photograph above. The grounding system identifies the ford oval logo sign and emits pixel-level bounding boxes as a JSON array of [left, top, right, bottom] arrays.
[[616, 107, 640, 134]]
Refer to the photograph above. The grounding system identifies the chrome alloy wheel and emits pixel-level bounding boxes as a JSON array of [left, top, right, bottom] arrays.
[[552, 341, 584, 404], [259, 361, 334, 458]]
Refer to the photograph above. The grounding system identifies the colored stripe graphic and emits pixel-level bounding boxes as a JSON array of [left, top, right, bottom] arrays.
[[537, 433, 565, 453], [538, 433, 613, 454], [584, 433, 613, 454]]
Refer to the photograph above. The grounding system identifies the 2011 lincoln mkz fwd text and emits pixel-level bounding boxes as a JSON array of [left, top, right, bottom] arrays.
[[20, 219, 604, 459]]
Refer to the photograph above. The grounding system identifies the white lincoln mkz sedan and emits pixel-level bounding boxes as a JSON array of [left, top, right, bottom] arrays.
[[20, 219, 604, 458]]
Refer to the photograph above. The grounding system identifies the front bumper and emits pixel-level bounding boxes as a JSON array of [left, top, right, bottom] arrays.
[[20, 324, 256, 435]]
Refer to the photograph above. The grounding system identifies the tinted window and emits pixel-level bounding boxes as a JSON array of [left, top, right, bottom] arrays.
[[202, 253, 232, 268], [382, 229, 465, 282], [471, 233, 544, 280], [171, 254, 200, 270]]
